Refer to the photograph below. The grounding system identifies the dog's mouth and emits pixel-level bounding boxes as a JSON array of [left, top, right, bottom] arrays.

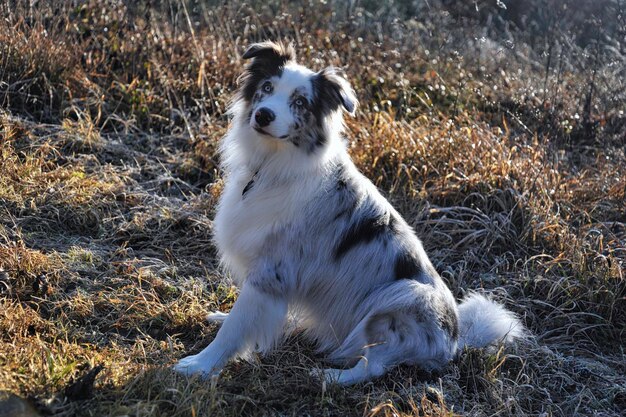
[[253, 126, 270, 136], [253, 126, 289, 139]]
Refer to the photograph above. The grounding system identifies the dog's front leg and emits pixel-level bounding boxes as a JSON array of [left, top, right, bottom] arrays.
[[173, 274, 287, 378]]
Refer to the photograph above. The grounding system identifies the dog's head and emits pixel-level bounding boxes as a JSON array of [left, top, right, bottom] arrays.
[[235, 41, 357, 153]]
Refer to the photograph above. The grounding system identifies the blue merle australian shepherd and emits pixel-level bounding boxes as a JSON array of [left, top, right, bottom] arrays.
[[174, 41, 524, 385]]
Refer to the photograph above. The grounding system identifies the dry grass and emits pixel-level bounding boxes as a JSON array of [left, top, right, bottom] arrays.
[[0, 1, 624, 416]]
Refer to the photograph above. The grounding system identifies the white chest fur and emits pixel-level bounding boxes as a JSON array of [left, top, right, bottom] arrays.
[[213, 166, 320, 282]]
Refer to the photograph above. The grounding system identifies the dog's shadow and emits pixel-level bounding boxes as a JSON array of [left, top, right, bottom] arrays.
[[82, 334, 441, 417]]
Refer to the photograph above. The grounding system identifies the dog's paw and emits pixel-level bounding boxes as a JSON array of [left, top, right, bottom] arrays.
[[173, 354, 220, 378], [206, 311, 229, 323]]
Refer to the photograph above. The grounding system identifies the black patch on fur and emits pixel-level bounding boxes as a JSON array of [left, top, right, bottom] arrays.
[[389, 213, 402, 233], [334, 213, 392, 259], [394, 251, 423, 280], [242, 171, 258, 197], [239, 42, 295, 103], [242, 179, 255, 196], [275, 272, 282, 282], [332, 164, 358, 221], [311, 72, 345, 123], [241, 67, 283, 104], [334, 165, 348, 188]]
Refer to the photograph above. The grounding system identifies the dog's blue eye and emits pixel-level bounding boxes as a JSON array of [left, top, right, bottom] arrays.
[[295, 98, 304, 107], [262, 82, 273, 93]]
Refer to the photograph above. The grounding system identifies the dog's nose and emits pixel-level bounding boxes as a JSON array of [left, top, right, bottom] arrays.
[[254, 108, 275, 127]]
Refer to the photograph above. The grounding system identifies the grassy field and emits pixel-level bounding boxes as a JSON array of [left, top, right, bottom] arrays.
[[0, 1, 624, 416]]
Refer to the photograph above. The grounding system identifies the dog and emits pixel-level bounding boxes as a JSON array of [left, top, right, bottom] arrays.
[[173, 41, 524, 385]]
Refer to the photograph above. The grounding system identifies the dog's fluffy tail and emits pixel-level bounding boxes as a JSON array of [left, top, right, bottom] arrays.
[[457, 293, 525, 350]]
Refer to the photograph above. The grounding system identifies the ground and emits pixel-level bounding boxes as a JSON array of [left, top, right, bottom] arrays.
[[0, 1, 624, 416]]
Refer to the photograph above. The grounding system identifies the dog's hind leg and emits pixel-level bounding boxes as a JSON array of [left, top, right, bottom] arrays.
[[317, 281, 458, 385], [317, 312, 414, 384]]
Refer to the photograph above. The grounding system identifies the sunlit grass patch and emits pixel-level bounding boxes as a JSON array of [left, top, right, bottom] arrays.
[[61, 114, 104, 152]]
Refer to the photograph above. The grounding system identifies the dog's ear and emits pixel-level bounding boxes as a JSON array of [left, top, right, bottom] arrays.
[[314, 67, 358, 116], [242, 41, 296, 64]]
